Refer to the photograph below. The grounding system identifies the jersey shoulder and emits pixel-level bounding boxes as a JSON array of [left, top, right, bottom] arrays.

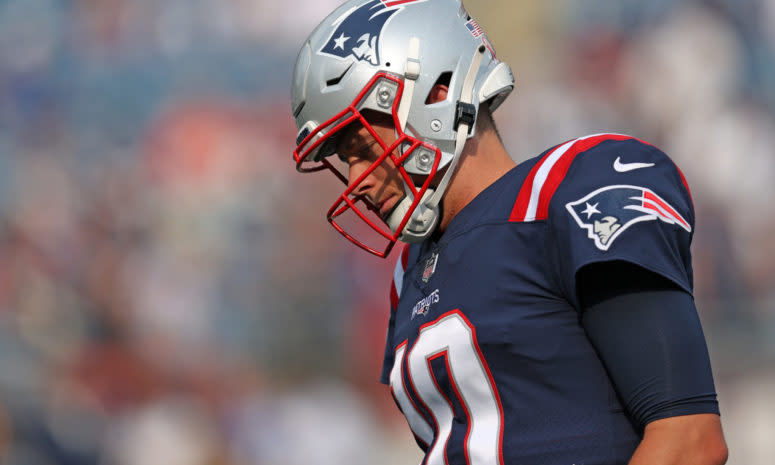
[[508, 134, 696, 296], [509, 133, 693, 226]]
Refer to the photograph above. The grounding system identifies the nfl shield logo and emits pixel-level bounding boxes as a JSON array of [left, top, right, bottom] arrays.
[[422, 253, 438, 283]]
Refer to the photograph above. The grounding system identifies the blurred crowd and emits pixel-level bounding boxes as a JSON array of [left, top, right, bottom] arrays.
[[0, 0, 772, 464]]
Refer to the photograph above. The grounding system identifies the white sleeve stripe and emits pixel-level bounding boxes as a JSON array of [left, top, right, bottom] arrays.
[[393, 259, 405, 299], [524, 139, 575, 221], [523, 133, 630, 221]]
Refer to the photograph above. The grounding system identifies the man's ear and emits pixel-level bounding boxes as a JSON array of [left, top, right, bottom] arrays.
[[425, 84, 449, 104]]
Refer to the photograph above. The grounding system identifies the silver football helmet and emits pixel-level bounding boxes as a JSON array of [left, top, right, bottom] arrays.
[[292, 0, 514, 257]]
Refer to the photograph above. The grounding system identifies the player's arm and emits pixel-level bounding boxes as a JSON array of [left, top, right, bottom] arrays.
[[629, 414, 727, 465], [577, 261, 728, 465]]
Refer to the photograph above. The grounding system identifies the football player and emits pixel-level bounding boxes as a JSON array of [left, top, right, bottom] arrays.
[[291, 1, 728, 464]]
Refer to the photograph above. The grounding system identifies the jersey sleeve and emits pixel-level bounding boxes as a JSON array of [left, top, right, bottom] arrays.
[[579, 262, 720, 431], [380, 244, 411, 385], [542, 135, 695, 306]]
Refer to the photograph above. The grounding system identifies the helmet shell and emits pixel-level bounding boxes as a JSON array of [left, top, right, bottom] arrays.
[[291, 0, 514, 174]]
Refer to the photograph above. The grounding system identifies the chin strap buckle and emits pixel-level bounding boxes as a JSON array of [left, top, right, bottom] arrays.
[[454, 101, 476, 134]]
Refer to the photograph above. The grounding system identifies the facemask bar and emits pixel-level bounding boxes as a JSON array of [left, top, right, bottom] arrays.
[[327, 136, 441, 257], [293, 72, 443, 258], [294, 111, 359, 173], [295, 72, 403, 172]]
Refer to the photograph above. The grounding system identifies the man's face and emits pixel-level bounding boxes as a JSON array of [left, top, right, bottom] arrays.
[[335, 113, 407, 221]]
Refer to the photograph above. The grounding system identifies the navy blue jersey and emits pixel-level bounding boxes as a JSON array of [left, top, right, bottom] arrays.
[[380, 134, 699, 465]]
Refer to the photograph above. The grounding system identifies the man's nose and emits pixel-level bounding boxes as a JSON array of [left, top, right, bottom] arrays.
[[348, 162, 375, 196]]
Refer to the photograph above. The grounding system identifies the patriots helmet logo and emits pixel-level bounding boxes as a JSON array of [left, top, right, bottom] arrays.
[[566, 185, 691, 251], [320, 0, 425, 66]]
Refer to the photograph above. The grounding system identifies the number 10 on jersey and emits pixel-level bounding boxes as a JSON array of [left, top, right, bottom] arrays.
[[389, 310, 504, 465]]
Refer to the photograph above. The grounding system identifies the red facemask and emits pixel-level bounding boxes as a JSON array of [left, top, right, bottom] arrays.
[[294, 72, 442, 258]]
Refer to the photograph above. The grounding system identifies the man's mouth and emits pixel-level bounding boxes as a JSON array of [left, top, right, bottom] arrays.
[[379, 194, 404, 221], [377, 197, 393, 218]]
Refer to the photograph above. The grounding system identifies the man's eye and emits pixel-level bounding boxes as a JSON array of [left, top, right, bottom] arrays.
[[350, 147, 379, 164]]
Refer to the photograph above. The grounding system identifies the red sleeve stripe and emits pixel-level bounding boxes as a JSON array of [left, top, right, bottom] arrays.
[[389, 284, 399, 310], [674, 165, 693, 205], [390, 244, 410, 309], [509, 141, 567, 223], [509, 133, 637, 222]]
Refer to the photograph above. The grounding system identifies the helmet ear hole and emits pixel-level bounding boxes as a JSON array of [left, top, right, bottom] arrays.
[[425, 71, 453, 104]]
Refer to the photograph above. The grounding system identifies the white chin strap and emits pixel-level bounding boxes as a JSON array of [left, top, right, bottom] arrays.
[[388, 44, 486, 243]]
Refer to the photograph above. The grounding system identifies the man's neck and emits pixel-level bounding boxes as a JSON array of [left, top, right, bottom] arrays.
[[437, 129, 516, 232]]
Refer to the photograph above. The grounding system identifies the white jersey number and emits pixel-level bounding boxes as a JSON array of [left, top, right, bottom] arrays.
[[389, 310, 503, 465]]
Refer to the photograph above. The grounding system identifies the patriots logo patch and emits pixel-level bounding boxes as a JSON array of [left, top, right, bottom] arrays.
[[566, 185, 691, 251], [319, 0, 426, 65]]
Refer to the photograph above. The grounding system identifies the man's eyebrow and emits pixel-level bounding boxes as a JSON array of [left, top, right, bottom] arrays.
[[338, 137, 380, 161], [353, 138, 380, 153]]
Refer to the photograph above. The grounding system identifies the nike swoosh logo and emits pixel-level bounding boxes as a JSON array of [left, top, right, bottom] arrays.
[[614, 157, 655, 172]]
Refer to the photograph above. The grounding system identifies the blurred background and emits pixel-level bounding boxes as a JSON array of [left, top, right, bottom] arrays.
[[0, 0, 772, 464]]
